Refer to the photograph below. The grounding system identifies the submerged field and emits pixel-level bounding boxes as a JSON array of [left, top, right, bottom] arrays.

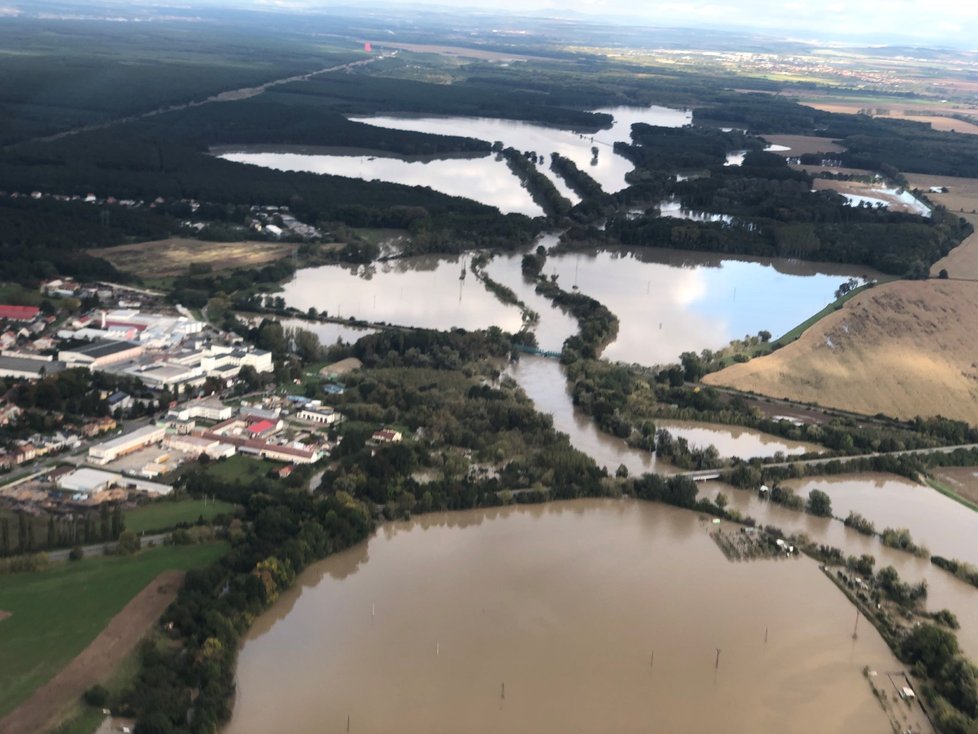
[[705, 279, 978, 423]]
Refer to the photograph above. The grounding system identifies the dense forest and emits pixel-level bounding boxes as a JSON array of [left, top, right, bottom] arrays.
[[607, 149, 972, 275]]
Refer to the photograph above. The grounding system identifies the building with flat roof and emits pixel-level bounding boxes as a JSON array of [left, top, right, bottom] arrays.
[[88, 424, 165, 465], [59, 340, 144, 369], [57, 467, 171, 495], [0, 355, 65, 380]]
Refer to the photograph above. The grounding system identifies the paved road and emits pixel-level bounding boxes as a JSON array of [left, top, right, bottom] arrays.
[[45, 533, 170, 562], [6, 56, 383, 151]]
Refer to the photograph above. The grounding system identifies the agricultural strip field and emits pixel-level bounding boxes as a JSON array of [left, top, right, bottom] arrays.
[[704, 279, 978, 424], [124, 499, 236, 535], [0, 543, 228, 722], [89, 238, 296, 278]]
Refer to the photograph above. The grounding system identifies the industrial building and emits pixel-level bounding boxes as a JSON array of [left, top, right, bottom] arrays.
[[88, 424, 166, 465], [57, 467, 172, 495], [0, 355, 65, 379], [59, 339, 145, 369]]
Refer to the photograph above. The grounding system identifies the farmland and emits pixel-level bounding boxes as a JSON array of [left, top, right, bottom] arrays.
[[90, 238, 296, 278], [0, 543, 227, 721]]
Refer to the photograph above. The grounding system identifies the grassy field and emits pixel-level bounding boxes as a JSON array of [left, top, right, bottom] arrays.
[[90, 238, 295, 278], [202, 454, 282, 484], [705, 280, 978, 423], [0, 543, 227, 718], [124, 499, 236, 534]]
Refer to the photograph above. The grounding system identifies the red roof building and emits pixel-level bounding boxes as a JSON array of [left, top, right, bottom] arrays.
[[247, 419, 277, 436], [0, 305, 40, 322]]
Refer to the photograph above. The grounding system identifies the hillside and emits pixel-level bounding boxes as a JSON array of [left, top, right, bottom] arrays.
[[704, 279, 978, 424]]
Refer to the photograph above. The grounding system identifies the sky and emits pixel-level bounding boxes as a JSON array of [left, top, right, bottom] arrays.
[[367, 0, 978, 47]]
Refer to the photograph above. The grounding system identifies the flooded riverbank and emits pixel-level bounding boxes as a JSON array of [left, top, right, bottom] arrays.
[[226, 500, 906, 734], [705, 479, 978, 662], [488, 246, 871, 365]]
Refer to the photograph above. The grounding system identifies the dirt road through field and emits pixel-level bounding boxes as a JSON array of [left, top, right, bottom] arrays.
[[0, 571, 185, 734]]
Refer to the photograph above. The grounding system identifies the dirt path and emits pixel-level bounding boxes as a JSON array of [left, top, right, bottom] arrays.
[[0, 571, 185, 734]]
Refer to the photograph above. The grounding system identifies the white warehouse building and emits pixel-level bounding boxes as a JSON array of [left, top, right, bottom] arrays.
[[88, 424, 166, 465]]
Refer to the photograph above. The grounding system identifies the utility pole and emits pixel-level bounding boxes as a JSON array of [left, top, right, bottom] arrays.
[[715, 648, 721, 669]]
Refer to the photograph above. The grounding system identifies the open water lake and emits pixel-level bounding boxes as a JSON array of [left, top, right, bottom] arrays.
[[225, 500, 905, 734]]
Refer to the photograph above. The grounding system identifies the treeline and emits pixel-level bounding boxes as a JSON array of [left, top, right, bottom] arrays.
[[154, 99, 491, 157], [501, 148, 572, 219], [549, 153, 615, 221], [0, 505, 124, 557], [284, 71, 613, 132], [0, 197, 175, 284], [693, 91, 978, 179], [607, 148, 972, 276], [615, 124, 759, 171], [0, 18, 359, 145], [124, 476, 373, 732]]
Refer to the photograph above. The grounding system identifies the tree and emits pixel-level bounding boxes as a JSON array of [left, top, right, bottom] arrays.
[[111, 506, 125, 539], [100, 505, 111, 542], [83, 684, 109, 707], [900, 623, 958, 677], [616, 464, 629, 479], [806, 489, 832, 517], [115, 530, 141, 555]]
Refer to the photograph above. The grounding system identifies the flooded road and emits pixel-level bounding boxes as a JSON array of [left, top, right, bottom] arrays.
[[226, 500, 903, 734]]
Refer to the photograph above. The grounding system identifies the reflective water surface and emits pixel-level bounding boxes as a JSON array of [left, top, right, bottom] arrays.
[[227, 500, 901, 734], [282, 255, 524, 332], [504, 247, 871, 365]]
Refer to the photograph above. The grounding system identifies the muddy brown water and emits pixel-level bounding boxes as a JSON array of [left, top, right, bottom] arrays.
[[705, 480, 978, 662], [226, 500, 906, 734]]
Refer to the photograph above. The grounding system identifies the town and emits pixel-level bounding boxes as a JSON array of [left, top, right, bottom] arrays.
[[0, 277, 399, 532]]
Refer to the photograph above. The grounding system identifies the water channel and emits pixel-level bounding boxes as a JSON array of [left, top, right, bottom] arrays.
[[226, 500, 909, 734]]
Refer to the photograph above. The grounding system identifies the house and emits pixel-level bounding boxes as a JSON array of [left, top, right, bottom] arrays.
[[372, 429, 402, 444], [0, 403, 22, 426], [81, 416, 117, 437], [277, 465, 294, 479], [12, 443, 37, 464]]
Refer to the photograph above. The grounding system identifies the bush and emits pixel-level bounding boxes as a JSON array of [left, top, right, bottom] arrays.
[[68, 546, 84, 561], [83, 684, 109, 707], [115, 530, 141, 555]]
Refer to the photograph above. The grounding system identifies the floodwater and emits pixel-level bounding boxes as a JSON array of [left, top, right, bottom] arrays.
[[282, 255, 524, 332], [704, 479, 978, 662], [786, 474, 978, 567], [507, 355, 658, 476], [351, 104, 691, 195], [220, 105, 691, 215], [226, 500, 903, 734], [655, 418, 820, 459], [507, 357, 819, 474], [840, 188, 932, 217], [656, 197, 733, 223], [278, 318, 377, 346], [218, 150, 544, 217], [496, 247, 870, 366]]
